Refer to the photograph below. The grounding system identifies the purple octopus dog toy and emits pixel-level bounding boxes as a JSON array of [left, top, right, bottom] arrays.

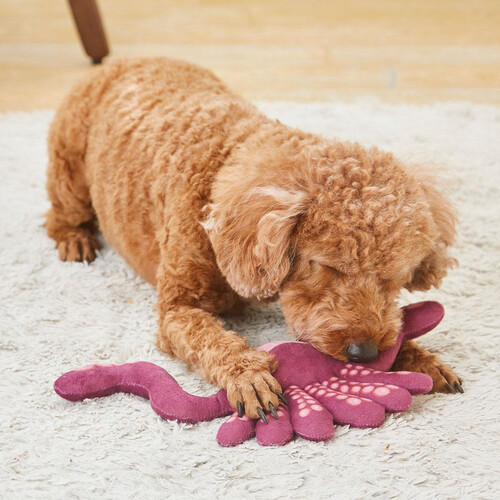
[[54, 301, 443, 446]]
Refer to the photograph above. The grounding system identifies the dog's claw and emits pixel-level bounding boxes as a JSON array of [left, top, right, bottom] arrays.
[[276, 390, 288, 407], [269, 402, 278, 419], [454, 381, 464, 394], [257, 407, 268, 424], [237, 400, 244, 418], [444, 382, 455, 393]]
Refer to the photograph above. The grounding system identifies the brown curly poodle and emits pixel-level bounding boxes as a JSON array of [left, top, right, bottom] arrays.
[[46, 57, 461, 420]]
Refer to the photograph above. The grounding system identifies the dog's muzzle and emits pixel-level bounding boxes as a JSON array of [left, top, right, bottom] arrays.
[[346, 341, 379, 362]]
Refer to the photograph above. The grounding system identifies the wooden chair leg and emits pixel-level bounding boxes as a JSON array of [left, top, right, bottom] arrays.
[[67, 0, 109, 64]]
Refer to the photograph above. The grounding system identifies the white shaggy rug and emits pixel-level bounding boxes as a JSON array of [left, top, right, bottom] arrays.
[[1, 101, 499, 499]]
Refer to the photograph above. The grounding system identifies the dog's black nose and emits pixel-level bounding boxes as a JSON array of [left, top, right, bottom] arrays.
[[346, 341, 378, 362]]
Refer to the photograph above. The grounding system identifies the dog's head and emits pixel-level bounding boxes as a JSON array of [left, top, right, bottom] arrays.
[[204, 141, 457, 362]]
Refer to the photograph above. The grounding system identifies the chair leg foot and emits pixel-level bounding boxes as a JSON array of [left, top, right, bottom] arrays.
[[68, 0, 110, 63]]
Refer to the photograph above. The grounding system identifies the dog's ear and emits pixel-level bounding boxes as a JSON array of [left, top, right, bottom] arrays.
[[203, 186, 308, 299], [405, 180, 458, 292]]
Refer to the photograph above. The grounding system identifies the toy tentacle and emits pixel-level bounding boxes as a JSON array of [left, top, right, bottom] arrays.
[[336, 365, 433, 395], [304, 382, 386, 428], [255, 405, 294, 446], [400, 301, 444, 341], [216, 413, 256, 447], [285, 386, 335, 441], [54, 361, 233, 424]]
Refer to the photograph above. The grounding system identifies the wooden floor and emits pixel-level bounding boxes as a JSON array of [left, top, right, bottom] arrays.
[[1, 0, 499, 112]]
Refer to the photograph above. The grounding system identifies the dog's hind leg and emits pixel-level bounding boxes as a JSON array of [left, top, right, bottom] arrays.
[[45, 108, 100, 263]]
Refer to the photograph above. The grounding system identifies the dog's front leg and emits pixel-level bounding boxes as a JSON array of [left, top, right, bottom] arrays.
[[155, 298, 282, 419], [392, 340, 464, 393]]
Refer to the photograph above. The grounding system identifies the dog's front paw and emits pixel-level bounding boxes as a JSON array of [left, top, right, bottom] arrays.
[[406, 355, 464, 394], [393, 340, 464, 394], [426, 361, 464, 394], [226, 369, 283, 421], [222, 349, 283, 421], [57, 231, 100, 263]]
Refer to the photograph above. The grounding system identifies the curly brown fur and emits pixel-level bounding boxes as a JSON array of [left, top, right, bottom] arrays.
[[46, 58, 459, 418]]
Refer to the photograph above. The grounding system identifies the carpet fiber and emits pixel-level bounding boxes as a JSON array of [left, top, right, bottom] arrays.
[[1, 102, 499, 499]]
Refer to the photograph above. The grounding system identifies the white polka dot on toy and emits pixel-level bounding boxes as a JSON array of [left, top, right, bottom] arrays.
[[311, 404, 323, 411], [347, 397, 361, 406], [349, 369, 358, 376], [298, 402, 306, 409], [374, 387, 390, 396], [361, 370, 370, 375], [337, 394, 348, 400], [362, 385, 374, 394], [330, 382, 339, 389], [317, 389, 325, 396], [340, 368, 348, 375], [340, 385, 349, 393], [352, 386, 361, 393], [299, 409, 311, 417]]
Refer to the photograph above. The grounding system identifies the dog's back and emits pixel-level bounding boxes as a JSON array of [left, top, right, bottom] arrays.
[[47, 58, 265, 283]]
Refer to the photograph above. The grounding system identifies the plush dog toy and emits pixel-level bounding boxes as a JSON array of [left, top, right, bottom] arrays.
[[54, 301, 443, 446]]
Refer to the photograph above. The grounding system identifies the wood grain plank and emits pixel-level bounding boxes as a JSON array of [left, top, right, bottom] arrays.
[[0, 0, 499, 111]]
